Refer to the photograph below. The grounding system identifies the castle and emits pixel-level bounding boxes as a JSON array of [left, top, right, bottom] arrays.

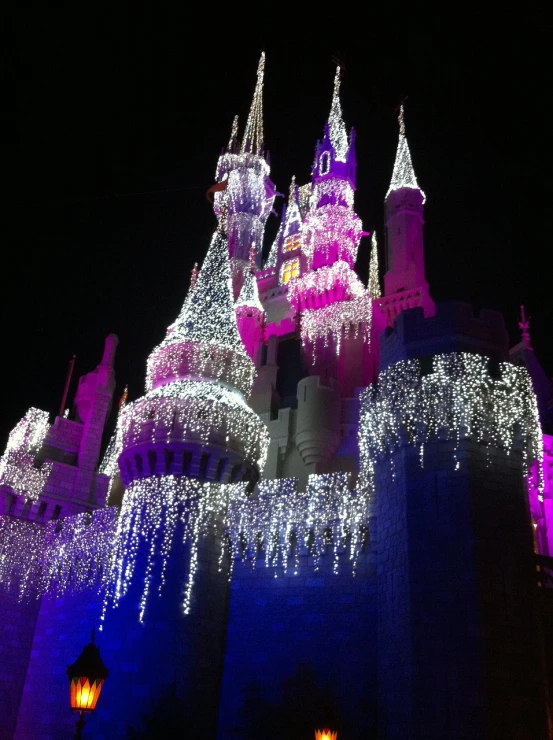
[[1, 54, 552, 739]]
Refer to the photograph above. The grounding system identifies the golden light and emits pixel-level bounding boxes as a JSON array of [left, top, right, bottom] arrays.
[[67, 629, 109, 714], [315, 730, 338, 740], [69, 676, 105, 711]]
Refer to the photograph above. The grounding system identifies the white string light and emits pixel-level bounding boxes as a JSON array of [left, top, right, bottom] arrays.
[[359, 352, 543, 496]]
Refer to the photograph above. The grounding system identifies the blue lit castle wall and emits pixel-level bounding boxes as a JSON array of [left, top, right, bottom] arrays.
[[371, 304, 549, 739]]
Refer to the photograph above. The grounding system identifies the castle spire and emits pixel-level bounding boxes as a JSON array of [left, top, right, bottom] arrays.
[[328, 66, 348, 162], [386, 104, 425, 201], [369, 232, 381, 298], [288, 174, 297, 204], [519, 305, 533, 350], [228, 115, 239, 152], [241, 52, 265, 156], [165, 231, 245, 353], [265, 207, 285, 269]]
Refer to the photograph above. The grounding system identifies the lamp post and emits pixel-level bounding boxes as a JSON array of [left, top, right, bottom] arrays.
[[315, 731, 337, 740], [67, 629, 109, 739]]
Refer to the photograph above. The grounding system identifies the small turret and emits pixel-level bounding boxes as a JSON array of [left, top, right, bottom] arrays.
[[381, 105, 434, 325], [235, 264, 264, 363], [118, 228, 268, 489], [212, 53, 276, 276]]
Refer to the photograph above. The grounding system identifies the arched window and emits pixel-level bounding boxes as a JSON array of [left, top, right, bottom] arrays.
[[320, 151, 330, 175]]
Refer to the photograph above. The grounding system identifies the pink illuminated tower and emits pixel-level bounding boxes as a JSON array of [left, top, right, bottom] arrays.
[[287, 68, 384, 395], [380, 105, 435, 324]]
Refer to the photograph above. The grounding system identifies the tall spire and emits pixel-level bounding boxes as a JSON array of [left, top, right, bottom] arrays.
[[241, 52, 265, 156], [283, 175, 302, 240], [228, 115, 239, 152], [328, 66, 348, 162], [386, 104, 425, 201], [368, 232, 381, 298], [265, 207, 285, 269], [235, 268, 263, 313]]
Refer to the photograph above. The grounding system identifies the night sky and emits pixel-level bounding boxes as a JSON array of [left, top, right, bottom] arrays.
[[0, 12, 550, 448]]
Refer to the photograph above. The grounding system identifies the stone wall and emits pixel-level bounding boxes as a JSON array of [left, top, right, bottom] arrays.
[[217, 551, 377, 739], [13, 588, 103, 740], [0, 590, 40, 740], [375, 438, 548, 739]]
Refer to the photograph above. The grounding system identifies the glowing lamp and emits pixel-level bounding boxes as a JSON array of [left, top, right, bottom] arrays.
[[67, 630, 109, 738], [315, 731, 337, 740]]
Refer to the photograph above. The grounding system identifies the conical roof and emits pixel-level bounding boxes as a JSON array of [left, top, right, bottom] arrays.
[[241, 52, 265, 156], [235, 269, 263, 312], [283, 176, 302, 239], [368, 232, 381, 298], [265, 208, 285, 269], [328, 67, 348, 162], [386, 105, 425, 201], [163, 231, 245, 353]]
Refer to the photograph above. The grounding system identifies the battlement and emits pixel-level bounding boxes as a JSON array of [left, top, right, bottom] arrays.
[[380, 300, 509, 370]]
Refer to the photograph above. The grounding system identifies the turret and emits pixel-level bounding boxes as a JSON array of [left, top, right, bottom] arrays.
[[212, 53, 275, 295], [286, 68, 374, 393], [235, 251, 265, 363], [381, 105, 435, 324], [93, 227, 269, 738], [304, 68, 361, 272], [118, 229, 268, 489]]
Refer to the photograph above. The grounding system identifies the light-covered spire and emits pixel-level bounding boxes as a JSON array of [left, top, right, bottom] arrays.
[[368, 232, 381, 298], [265, 208, 285, 268], [328, 66, 348, 162], [164, 231, 245, 352], [228, 115, 239, 152], [283, 175, 302, 239], [386, 104, 425, 201], [235, 269, 263, 312], [241, 52, 265, 156]]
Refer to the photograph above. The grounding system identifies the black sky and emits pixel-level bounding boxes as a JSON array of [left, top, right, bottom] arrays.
[[0, 11, 550, 447]]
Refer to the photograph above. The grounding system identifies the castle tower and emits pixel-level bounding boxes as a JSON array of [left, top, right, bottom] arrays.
[[234, 255, 265, 364], [381, 105, 435, 324], [213, 53, 275, 298], [364, 303, 548, 739], [91, 228, 268, 738], [0, 335, 118, 520], [289, 69, 379, 400]]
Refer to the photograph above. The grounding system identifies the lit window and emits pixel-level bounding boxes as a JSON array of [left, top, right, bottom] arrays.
[[281, 258, 300, 284], [284, 234, 301, 252], [320, 151, 330, 175]]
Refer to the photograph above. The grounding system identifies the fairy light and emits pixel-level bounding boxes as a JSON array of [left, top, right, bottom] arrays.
[[328, 67, 348, 162], [235, 268, 263, 313], [226, 474, 370, 577], [104, 477, 241, 622], [358, 352, 543, 495], [288, 260, 365, 310], [0, 407, 52, 501], [386, 104, 426, 202], [0, 508, 117, 599], [301, 294, 373, 357], [264, 214, 284, 268], [147, 232, 256, 397], [117, 379, 269, 472], [302, 201, 362, 269], [241, 52, 265, 156], [368, 232, 381, 298]]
